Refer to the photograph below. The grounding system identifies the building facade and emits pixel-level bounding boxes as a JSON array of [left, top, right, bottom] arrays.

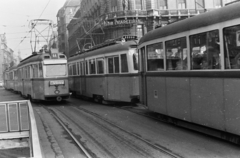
[[0, 34, 14, 81], [57, 0, 81, 58], [59, 0, 237, 57]]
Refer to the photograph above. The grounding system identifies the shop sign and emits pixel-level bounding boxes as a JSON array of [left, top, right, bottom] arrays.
[[102, 19, 139, 27]]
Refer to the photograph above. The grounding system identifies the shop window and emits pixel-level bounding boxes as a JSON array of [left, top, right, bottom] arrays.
[[165, 37, 188, 70], [190, 30, 220, 70], [147, 42, 164, 71]]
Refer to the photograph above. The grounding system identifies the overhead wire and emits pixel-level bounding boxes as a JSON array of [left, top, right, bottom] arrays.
[[13, 0, 52, 51]]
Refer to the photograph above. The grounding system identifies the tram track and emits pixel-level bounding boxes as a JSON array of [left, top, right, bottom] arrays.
[[66, 102, 183, 158], [44, 106, 93, 158], [113, 103, 240, 147], [35, 103, 92, 158]]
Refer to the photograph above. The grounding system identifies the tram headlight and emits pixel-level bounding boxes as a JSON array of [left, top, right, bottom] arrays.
[[55, 90, 60, 94], [49, 80, 64, 86]]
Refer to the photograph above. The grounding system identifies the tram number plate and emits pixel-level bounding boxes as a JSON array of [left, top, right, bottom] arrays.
[[49, 80, 64, 86]]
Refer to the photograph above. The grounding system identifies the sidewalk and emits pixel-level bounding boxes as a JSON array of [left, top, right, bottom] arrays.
[[0, 88, 23, 102]]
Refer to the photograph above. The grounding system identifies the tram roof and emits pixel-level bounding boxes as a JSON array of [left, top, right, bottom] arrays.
[[5, 65, 17, 72], [68, 40, 137, 62], [18, 53, 48, 67], [139, 2, 240, 45]]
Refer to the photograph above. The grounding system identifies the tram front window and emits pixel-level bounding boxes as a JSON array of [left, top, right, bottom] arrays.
[[45, 64, 67, 77]]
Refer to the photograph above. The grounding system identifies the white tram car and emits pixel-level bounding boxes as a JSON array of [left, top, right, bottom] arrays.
[[68, 38, 139, 103], [4, 52, 69, 102], [138, 2, 240, 139], [3, 66, 18, 91]]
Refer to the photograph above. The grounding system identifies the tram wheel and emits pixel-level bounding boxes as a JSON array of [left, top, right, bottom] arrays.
[[56, 96, 63, 102]]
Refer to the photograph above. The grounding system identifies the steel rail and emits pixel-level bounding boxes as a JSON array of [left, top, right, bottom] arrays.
[[72, 105, 183, 158], [45, 106, 93, 158]]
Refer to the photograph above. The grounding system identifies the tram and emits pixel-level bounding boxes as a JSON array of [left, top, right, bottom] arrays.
[[68, 36, 139, 103], [4, 50, 69, 102], [3, 65, 17, 91], [138, 2, 240, 138], [4, 19, 69, 102]]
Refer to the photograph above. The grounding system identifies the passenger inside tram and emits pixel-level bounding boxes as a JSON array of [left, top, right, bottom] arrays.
[[191, 30, 220, 70], [223, 25, 240, 69]]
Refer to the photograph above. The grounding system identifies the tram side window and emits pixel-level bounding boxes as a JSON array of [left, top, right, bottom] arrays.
[[39, 63, 43, 77], [77, 62, 80, 75], [14, 71, 17, 80], [97, 58, 104, 74], [81, 62, 84, 75], [27, 66, 31, 79], [18, 69, 21, 79], [223, 25, 240, 69], [121, 54, 128, 73], [108, 56, 119, 74], [89, 59, 96, 74], [68, 65, 71, 76], [23, 67, 26, 79], [32, 64, 38, 78], [132, 51, 139, 70], [73, 63, 77, 75], [165, 37, 188, 70], [190, 30, 220, 70], [147, 42, 164, 71], [85, 61, 89, 75]]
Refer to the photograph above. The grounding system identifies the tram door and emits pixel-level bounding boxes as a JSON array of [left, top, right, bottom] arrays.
[[139, 47, 147, 106], [81, 61, 87, 95]]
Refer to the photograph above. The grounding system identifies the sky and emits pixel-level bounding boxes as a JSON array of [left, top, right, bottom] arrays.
[[0, 0, 66, 59]]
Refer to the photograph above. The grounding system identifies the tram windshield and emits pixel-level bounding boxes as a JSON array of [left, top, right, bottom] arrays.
[[45, 64, 67, 77]]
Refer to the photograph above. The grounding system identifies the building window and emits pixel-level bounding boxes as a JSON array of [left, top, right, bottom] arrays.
[[111, 0, 118, 12], [156, 0, 167, 9], [135, 0, 143, 10], [122, 0, 129, 10], [177, 0, 186, 9], [196, 0, 205, 9], [137, 25, 143, 39], [214, 0, 222, 8]]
